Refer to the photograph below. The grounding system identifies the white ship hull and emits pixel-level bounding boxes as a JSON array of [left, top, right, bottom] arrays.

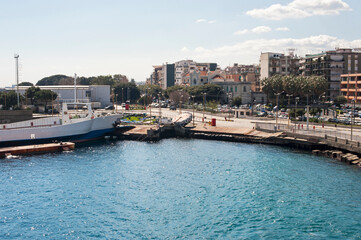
[[0, 114, 122, 147]]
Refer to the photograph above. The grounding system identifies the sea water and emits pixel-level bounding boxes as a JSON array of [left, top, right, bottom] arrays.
[[1, 139, 361, 239]]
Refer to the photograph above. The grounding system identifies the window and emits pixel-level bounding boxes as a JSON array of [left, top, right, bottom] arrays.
[[235, 86, 237, 92], [243, 86, 247, 92]]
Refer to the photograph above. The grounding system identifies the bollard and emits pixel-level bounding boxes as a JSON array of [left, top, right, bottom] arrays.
[[313, 126, 315, 130], [301, 124, 303, 129], [322, 123, 324, 128], [325, 134, 327, 139], [335, 137, 337, 142]]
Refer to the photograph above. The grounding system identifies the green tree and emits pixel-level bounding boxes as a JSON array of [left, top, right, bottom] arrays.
[[34, 90, 58, 111], [25, 86, 41, 105], [114, 82, 140, 103], [232, 96, 242, 106], [334, 95, 347, 106], [18, 82, 34, 86], [138, 85, 164, 99], [0, 91, 20, 110], [36, 75, 71, 85]]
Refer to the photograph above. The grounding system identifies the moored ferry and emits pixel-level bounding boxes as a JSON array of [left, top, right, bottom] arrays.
[[0, 103, 122, 147]]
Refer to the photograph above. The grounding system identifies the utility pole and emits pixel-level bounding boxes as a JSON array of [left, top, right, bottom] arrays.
[[158, 93, 161, 122], [306, 93, 310, 130], [14, 54, 20, 108], [192, 95, 195, 126], [203, 92, 207, 121], [275, 92, 283, 131], [295, 97, 299, 130], [351, 99, 355, 141], [286, 94, 293, 128], [74, 73, 77, 103]]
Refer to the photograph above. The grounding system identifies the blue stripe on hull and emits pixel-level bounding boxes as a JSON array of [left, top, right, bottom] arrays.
[[0, 128, 115, 148]]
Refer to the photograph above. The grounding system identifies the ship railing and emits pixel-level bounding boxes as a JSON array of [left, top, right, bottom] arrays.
[[0, 117, 61, 130]]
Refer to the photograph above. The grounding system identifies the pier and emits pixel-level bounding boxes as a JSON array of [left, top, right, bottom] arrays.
[[0, 142, 75, 158]]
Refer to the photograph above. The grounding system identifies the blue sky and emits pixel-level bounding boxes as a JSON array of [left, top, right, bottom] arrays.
[[1, 0, 360, 87]]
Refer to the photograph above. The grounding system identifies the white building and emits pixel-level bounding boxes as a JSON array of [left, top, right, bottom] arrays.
[[6, 85, 111, 108]]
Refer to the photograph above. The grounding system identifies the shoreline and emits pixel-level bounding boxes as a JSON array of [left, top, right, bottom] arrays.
[[115, 124, 361, 168]]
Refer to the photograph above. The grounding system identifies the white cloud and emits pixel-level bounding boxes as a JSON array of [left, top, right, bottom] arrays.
[[234, 26, 272, 35], [182, 35, 361, 66], [234, 29, 249, 35], [246, 0, 351, 20], [196, 19, 206, 23], [276, 27, 290, 31], [181, 47, 190, 52], [196, 19, 216, 24], [251, 26, 272, 34]]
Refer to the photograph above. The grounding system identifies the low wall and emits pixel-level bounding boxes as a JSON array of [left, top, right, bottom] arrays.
[[0, 110, 33, 123]]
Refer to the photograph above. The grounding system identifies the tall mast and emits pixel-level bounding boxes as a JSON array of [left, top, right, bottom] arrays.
[[74, 73, 77, 103], [14, 54, 20, 107]]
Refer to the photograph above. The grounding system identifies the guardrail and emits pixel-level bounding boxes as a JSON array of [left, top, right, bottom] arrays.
[[255, 122, 361, 142]]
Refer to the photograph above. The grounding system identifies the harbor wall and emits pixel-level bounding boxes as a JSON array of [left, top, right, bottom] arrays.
[[0, 110, 33, 124]]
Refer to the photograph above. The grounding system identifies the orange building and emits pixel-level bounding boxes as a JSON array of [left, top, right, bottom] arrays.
[[340, 73, 361, 103]]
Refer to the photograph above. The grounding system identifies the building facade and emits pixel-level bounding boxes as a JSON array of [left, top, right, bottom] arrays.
[[301, 48, 361, 99], [260, 52, 300, 81], [224, 64, 261, 92], [7, 85, 111, 108], [340, 73, 361, 103]]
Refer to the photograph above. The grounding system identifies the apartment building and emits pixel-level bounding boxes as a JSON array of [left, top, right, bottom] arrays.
[[300, 48, 361, 99], [340, 73, 361, 103], [224, 64, 261, 91], [149, 60, 217, 88], [260, 52, 300, 81]]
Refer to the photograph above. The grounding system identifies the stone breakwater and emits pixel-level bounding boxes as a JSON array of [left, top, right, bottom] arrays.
[[312, 150, 361, 167]]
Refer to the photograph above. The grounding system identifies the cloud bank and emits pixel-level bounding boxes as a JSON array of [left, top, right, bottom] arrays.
[[182, 34, 361, 66], [246, 0, 351, 20]]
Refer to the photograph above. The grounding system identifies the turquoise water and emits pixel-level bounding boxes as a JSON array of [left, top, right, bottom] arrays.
[[1, 139, 361, 239]]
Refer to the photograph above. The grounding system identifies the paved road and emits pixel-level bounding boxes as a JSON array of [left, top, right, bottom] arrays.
[[117, 106, 361, 141]]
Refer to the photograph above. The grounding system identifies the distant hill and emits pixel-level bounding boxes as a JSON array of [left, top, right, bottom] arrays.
[[36, 74, 129, 87], [36, 75, 73, 86]]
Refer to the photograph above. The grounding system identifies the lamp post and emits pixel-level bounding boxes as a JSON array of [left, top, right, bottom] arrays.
[[286, 94, 293, 128], [112, 88, 115, 114], [121, 88, 124, 105], [228, 92, 233, 119], [306, 93, 310, 130], [275, 91, 284, 130], [202, 92, 207, 121], [295, 97, 299, 130], [179, 94, 183, 114], [115, 94, 118, 113], [192, 95, 195, 126], [351, 99, 355, 141], [158, 93, 162, 123]]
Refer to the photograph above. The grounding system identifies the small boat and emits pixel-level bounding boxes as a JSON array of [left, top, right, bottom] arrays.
[[0, 103, 122, 147]]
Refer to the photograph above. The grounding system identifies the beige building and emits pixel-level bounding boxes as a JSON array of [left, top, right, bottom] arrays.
[[260, 52, 300, 82]]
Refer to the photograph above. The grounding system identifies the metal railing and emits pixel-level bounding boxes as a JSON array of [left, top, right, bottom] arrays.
[[255, 122, 361, 142]]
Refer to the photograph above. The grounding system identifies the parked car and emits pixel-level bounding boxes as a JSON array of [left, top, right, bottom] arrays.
[[169, 105, 176, 110], [105, 105, 114, 110]]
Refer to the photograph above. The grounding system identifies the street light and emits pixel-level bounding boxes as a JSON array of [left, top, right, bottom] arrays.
[[295, 97, 299, 130], [228, 92, 233, 119], [275, 91, 284, 131], [192, 95, 195, 126], [202, 92, 207, 121], [351, 99, 355, 141], [286, 94, 293, 128], [158, 93, 162, 123]]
